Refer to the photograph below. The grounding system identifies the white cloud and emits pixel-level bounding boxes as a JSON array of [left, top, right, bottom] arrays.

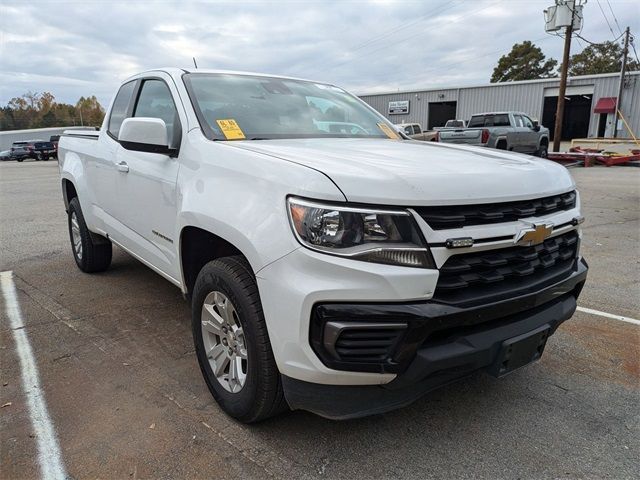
[[0, 0, 637, 107]]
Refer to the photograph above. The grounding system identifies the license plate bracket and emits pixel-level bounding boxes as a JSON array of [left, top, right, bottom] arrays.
[[489, 325, 550, 377]]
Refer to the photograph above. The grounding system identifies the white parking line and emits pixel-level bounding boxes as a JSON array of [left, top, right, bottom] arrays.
[[1, 271, 67, 480], [577, 306, 640, 326]]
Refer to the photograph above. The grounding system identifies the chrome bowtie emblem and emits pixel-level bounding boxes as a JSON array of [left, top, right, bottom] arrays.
[[514, 223, 554, 246]]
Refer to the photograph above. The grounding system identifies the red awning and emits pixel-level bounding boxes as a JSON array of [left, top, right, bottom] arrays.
[[593, 97, 617, 114]]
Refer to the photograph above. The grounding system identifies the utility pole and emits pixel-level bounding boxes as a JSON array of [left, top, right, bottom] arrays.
[[552, 2, 576, 153], [613, 26, 630, 138]]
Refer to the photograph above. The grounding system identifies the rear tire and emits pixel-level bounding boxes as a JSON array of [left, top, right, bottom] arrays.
[[192, 256, 288, 423], [496, 140, 508, 150], [67, 197, 112, 272]]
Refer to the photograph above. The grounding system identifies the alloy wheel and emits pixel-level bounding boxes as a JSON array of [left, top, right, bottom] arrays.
[[71, 212, 83, 260], [201, 291, 248, 393]]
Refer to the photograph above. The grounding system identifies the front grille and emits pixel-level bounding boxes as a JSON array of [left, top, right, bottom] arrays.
[[333, 327, 405, 362], [415, 191, 577, 230], [434, 230, 579, 305]]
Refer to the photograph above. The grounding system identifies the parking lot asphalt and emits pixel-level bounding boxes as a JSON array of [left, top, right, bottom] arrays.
[[1, 161, 638, 479]]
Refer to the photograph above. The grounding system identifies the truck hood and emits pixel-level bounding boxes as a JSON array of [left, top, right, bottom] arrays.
[[229, 138, 574, 205]]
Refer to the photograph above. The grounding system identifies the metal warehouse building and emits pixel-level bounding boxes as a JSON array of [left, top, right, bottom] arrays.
[[359, 71, 639, 140]]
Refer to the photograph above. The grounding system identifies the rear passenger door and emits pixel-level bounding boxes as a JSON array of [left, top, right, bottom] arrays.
[[110, 75, 185, 281]]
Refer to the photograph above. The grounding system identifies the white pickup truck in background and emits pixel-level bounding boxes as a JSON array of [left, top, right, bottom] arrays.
[[58, 68, 587, 422]]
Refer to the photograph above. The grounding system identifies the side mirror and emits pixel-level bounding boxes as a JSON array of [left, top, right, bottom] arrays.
[[119, 117, 176, 156], [532, 120, 541, 132]]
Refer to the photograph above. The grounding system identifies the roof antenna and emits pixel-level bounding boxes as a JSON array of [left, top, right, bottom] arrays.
[[193, 57, 198, 69]]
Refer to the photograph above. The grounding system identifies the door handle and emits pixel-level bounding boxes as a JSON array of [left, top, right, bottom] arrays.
[[116, 161, 129, 173]]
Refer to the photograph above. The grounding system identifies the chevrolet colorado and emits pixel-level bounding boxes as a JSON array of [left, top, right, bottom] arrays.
[[58, 69, 587, 422]]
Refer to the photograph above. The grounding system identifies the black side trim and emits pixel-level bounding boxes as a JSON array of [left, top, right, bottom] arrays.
[[120, 140, 177, 156], [61, 133, 100, 140]]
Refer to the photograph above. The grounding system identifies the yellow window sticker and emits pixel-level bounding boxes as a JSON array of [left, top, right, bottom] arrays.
[[377, 122, 399, 139], [216, 119, 246, 140]]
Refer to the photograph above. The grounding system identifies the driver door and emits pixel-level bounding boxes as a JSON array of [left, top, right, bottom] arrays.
[[110, 76, 185, 281], [520, 115, 538, 154]]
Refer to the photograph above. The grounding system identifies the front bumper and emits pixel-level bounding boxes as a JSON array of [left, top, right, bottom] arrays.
[[281, 258, 587, 419]]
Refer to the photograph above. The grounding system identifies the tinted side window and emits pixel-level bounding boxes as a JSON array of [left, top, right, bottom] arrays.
[[468, 116, 485, 128], [493, 114, 510, 127], [522, 116, 534, 128], [514, 115, 524, 127], [134, 79, 180, 147], [108, 81, 136, 138]]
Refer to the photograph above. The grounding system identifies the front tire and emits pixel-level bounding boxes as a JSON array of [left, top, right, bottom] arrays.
[[535, 142, 549, 158], [192, 256, 287, 423], [67, 197, 112, 272]]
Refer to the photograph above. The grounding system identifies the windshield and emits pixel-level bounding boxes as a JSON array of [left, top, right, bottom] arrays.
[[183, 73, 396, 141]]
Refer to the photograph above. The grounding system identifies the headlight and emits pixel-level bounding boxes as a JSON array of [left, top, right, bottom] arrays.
[[287, 197, 434, 268]]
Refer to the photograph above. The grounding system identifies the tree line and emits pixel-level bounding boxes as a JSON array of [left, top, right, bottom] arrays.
[[491, 40, 638, 83], [1, 39, 635, 131], [0, 92, 105, 131]]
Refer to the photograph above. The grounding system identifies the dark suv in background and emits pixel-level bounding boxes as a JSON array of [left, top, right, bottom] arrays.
[[10, 140, 56, 162]]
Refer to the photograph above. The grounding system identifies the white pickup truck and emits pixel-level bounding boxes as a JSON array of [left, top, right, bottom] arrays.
[[58, 68, 588, 422]]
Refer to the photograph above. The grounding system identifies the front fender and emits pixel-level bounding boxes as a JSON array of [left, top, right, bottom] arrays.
[[175, 132, 346, 279]]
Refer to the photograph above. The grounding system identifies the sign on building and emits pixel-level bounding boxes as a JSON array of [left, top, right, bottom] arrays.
[[388, 100, 409, 115]]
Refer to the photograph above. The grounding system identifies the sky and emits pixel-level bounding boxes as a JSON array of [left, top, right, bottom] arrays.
[[0, 0, 638, 107]]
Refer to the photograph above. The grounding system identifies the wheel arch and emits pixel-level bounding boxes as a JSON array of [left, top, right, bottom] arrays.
[[179, 225, 255, 298], [62, 178, 78, 211]]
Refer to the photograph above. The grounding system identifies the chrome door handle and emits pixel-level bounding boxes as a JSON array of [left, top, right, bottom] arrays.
[[116, 161, 129, 173]]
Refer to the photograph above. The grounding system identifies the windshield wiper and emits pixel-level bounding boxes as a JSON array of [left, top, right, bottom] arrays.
[[249, 137, 270, 140]]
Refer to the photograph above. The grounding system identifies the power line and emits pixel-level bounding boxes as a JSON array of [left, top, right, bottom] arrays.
[[595, 0, 617, 39], [301, 0, 500, 77], [370, 35, 554, 85], [294, 1, 458, 77], [575, 30, 624, 46], [605, 0, 624, 37], [346, 1, 458, 55], [630, 37, 640, 64]]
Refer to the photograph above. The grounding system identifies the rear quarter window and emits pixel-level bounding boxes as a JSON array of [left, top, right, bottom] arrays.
[[468, 114, 510, 127], [108, 81, 136, 139], [468, 116, 486, 128]]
